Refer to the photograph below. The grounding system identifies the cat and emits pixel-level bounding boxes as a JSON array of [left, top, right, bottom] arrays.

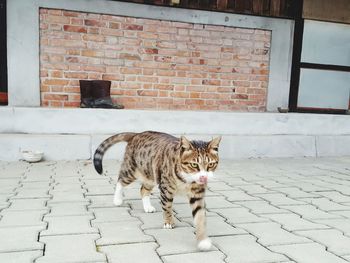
[[93, 131, 221, 250]]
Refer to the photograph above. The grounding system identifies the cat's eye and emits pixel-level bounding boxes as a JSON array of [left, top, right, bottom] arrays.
[[190, 163, 198, 168], [208, 162, 216, 168]]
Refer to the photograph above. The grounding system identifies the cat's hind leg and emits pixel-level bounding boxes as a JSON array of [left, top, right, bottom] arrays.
[[140, 182, 156, 213], [114, 162, 137, 206]]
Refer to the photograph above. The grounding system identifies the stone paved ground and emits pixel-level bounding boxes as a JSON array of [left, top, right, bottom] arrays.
[[1, 157, 350, 263]]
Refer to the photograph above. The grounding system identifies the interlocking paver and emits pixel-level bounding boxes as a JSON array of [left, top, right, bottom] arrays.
[[262, 213, 330, 231], [236, 221, 311, 246], [236, 200, 288, 215], [2, 157, 350, 263], [281, 204, 342, 220], [213, 235, 288, 262], [183, 215, 247, 237], [131, 211, 189, 229], [100, 242, 162, 263], [269, 243, 348, 263], [300, 197, 350, 211], [88, 195, 115, 208], [295, 229, 350, 256], [256, 193, 306, 206], [6, 198, 48, 211], [313, 218, 350, 235], [46, 203, 91, 217], [145, 227, 210, 256], [0, 226, 45, 252], [37, 234, 106, 263], [162, 251, 226, 263], [0, 210, 47, 227], [219, 190, 261, 202], [212, 207, 269, 224], [91, 207, 136, 223], [317, 191, 350, 203], [41, 215, 98, 236], [94, 221, 153, 245], [0, 250, 43, 263], [274, 187, 321, 199]]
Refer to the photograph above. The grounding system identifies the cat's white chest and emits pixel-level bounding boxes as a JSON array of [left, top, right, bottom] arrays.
[[175, 180, 190, 196]]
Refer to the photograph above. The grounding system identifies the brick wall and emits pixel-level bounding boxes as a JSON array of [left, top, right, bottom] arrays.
[[40, 8, 271, 111]]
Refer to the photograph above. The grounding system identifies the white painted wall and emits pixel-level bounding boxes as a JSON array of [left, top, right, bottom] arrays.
[[1, 108, 350, 161]]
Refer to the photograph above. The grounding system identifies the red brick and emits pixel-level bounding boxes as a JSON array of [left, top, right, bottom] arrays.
[[63, 25, 87, 33], [123, 24, 143, 31]]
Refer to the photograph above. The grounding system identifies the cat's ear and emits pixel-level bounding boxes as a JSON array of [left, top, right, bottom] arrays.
[[208, 136, 221, 152], [180, 136, 193, 151]]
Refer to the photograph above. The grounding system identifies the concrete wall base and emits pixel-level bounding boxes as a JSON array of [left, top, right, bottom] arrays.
[[1, 107, 349, 161]]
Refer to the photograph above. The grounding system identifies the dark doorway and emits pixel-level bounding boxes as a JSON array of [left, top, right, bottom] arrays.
[[0, 0, 7, 105]]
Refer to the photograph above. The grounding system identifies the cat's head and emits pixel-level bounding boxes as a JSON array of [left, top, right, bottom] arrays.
[[178, 136, 221, 184]]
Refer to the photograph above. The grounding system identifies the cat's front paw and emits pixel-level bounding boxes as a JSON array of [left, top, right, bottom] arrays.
[[113, 196, 123, 206], [144, 205, 156, 213], [198, 238, 212, 251], [163, 223, 174, 229]]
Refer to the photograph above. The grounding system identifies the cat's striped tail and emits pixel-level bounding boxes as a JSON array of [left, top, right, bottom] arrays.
[[93, 132, 136, 174]]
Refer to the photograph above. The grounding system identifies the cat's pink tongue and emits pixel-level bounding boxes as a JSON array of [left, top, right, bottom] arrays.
[[199, 176, 208, 183]]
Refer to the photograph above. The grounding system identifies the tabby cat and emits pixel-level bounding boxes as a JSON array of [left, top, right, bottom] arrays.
[[93, 131, 221, 250]]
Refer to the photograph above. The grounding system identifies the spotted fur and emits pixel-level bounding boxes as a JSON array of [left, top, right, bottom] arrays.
[[93, 131, 221, 250]]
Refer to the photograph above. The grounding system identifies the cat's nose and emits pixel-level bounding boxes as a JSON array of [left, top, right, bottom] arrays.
[[199, 175, 208, 183]]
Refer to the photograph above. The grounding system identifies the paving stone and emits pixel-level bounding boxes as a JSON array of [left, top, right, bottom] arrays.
[[256, 193, 306, 206], [162, 251, 226, 263], [331, 210, 350, 218], [145, 227, 208, 256], [11, 189, 50, 199], [236, 200, 289, 215], [94, 221, 153, 245], [295, 229, 350, 256], [274, 187, 321, 199], [213, 235, 288, 263], [183, 215, 247, 237], [131, 211, 189, 230], [207, 181, 236, 191], [219, 190, 261, 202], [269, 243, 348, 263], [237, 184, 274, 194], [100, 242, 162, 263], [300, 197, 350, 211], [205, 196, 240, 209], [0, 226, 45, 252], [318, 191, 350, 203], [51, 184, 86, 193], [255, 180, 287, 188], [88, 195, 117, 208], [0, 250, 43, 263], [85, 185, 115, 196], [281, 205, 342, 220], [0, 209, 48, 227], [21, 181, 52, 190], [37, 234, 106, 263], [211, 207, 269, 224], [313, 218, 350, 235], [286, 182, 331, 192], [91, 207, 137, 223], [41, 215, 98, 236], [262, 213, 330, 231], [236, 221, 311, 246], [173, 203, 217, 218], [46, 203, 91, 217], [128, 198, 162, 212], [48, 192, 88, 204]]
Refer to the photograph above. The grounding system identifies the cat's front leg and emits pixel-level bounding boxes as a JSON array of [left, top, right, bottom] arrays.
[[189, 194, 211, 251], [160, 186, 175, 229]]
